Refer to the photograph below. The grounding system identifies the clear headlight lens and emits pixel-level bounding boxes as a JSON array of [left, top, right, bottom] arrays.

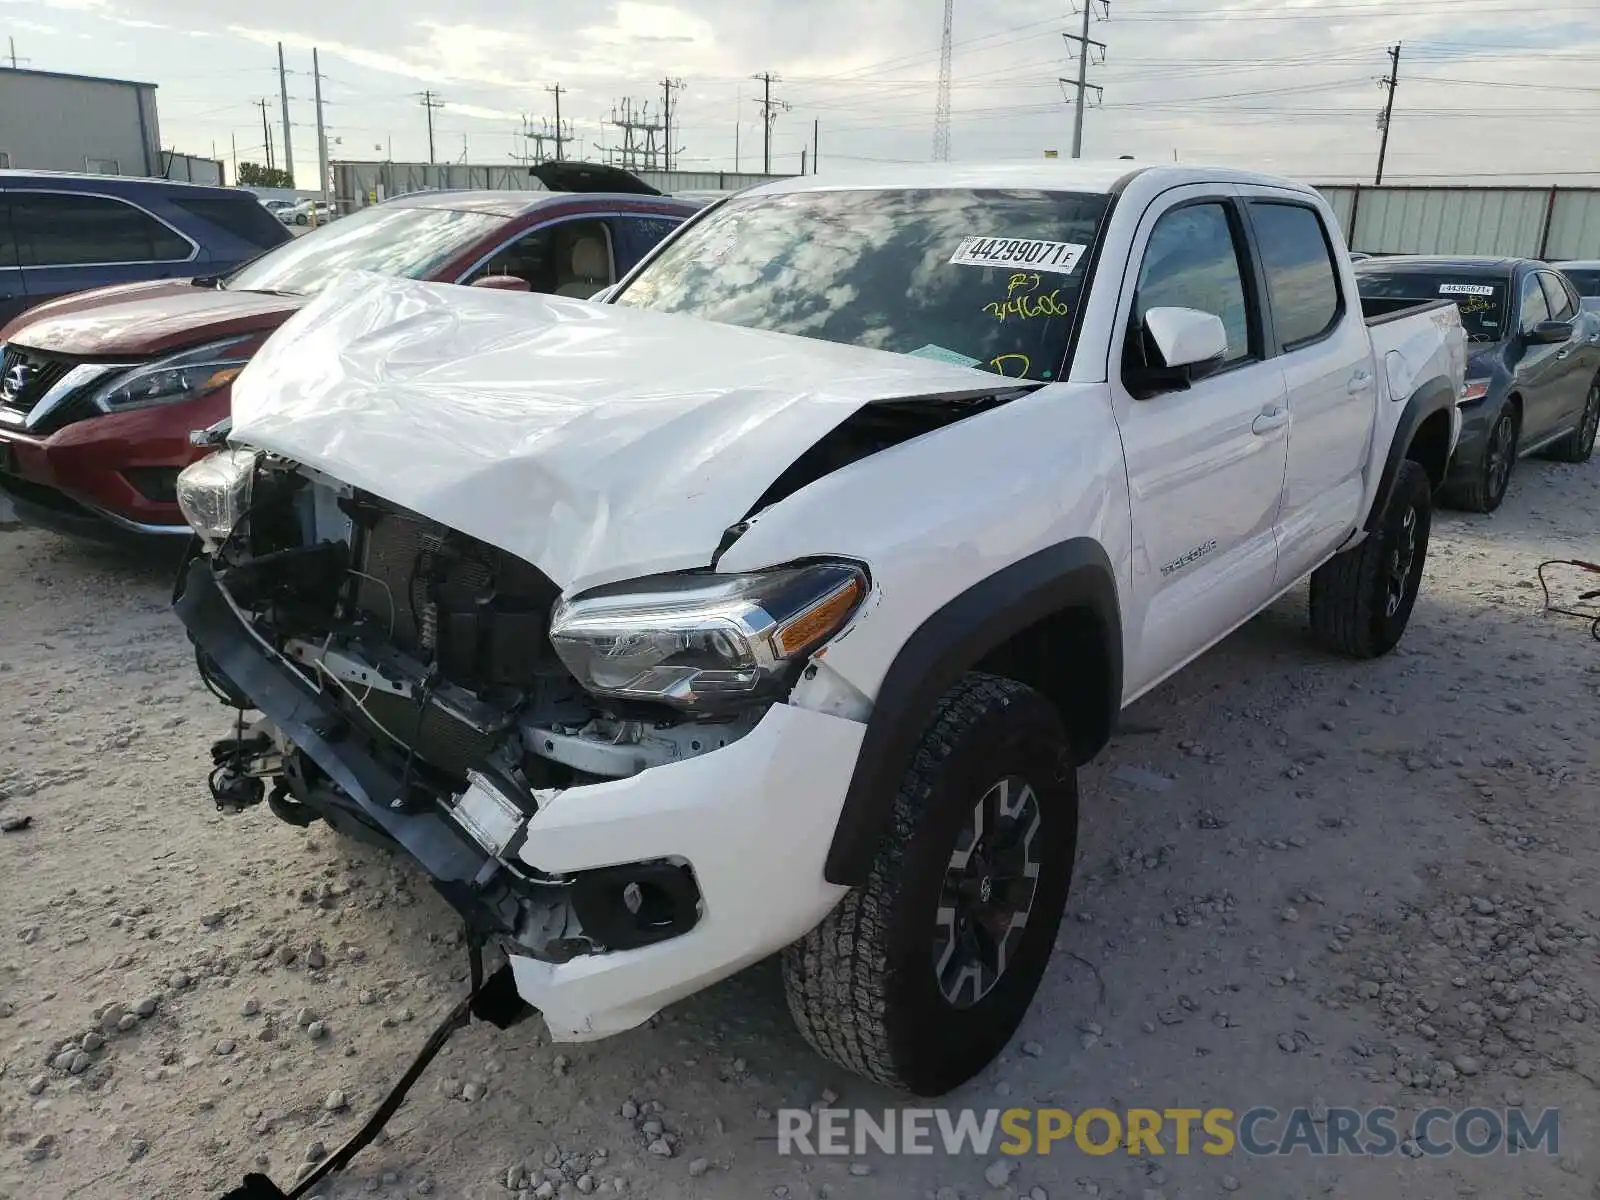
[[176, 448, 260, 547], [93, 337, 253, 413], [1459, 378, 1491, 404], [549, 562, 867, 714]]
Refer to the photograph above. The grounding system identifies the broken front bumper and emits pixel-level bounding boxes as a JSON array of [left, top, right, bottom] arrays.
[[174, 560, 865, 1041]]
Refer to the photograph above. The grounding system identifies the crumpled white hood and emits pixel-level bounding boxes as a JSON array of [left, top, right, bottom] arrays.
[[230, 271, 1007, 592]]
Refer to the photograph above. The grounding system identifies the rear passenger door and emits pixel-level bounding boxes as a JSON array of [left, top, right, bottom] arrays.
[[1108, 187, 1290, 696], [1239, 191, 1376, 587], [9, 189, 197, 307], [1510, 270, 1567, 442], [1536, 270, 1593, 433]]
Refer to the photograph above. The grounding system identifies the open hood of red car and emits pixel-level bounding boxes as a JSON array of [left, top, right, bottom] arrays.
[[2, 280, 306, 357]]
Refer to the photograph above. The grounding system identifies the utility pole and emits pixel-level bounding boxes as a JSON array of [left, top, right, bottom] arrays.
[[1062, 1, 1107, 159], [813, 119, 819, 173], [934, 0, 954, 161], [546, 84, 567, 160], [277, 42, 295, 185], [660, 77, 685, 171], [1375, 41, 1401, 185], [254, 98, 275, 170], [230, 131, 237, 183], [419, 90, 445, 164], [312, 48, 330, 211], [5, 37, 29, 68], [751, 72, 789, 175]]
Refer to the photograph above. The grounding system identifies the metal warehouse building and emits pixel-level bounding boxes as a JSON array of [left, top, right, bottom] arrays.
[[0, 67, 162, 177]]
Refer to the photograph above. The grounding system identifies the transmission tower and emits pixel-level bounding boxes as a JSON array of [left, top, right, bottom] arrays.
[[600, 99, 664, 171], [1060, 0, 1108, 159], [934, 0, 954, 161]]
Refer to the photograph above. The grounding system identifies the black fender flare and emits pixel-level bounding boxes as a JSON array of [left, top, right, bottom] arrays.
[[1364, 377, 1458, 532], [823, 537, 1122, 887]]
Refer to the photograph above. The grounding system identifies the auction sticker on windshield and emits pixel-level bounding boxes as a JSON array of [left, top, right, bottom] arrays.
[[952, 237, 1086, 275], [1439, 283, 1496, 296]]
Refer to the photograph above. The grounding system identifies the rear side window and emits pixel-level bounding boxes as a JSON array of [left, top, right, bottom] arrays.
[[611, 215, 683, 275], [172, 197, 288, 250], [10, 192, 191, 266], [1563, 269, 1600, 298], [1248, 202, 1342, 349]]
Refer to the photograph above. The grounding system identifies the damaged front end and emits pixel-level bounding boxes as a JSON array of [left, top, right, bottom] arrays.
[[173, 449, 868, 973]]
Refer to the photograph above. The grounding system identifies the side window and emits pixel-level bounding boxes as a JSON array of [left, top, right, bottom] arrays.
[[11, 192, 191, 266], [1129, 201, 1253, 370], [1248, 202, 1342, 349], [1518, 273, 1550, 331], [611, 216, 683, 275], [1539, 272, 1576, 323], [466, 219, 615, 298]]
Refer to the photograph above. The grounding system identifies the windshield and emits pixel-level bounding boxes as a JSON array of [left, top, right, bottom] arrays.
[[1356, 270, 1509, 342], [615, 187, 1111, 381], [1561, 268, 1600, 298], [224, 204, 507, 295]]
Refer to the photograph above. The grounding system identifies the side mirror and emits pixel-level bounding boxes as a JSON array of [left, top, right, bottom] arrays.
[[469, 274, 532, 293], [1124, 306, 1229, 399], [1146, 306, 1230, 369], [1526, 319, 1572, 345]]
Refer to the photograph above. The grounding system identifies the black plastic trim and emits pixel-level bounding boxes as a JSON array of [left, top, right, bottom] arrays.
[[173, 560, 504, 912], [1364, 377, 1457, 532], [823, 537, 1121, 886]]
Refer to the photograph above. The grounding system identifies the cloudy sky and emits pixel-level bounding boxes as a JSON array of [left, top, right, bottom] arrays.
[[4, 0, 1599, 186]]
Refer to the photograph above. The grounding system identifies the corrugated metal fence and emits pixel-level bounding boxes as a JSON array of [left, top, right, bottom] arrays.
[[1317, 186, 1600, 260], [331, 161, 787, 212], [326, 163, 1600, 261]]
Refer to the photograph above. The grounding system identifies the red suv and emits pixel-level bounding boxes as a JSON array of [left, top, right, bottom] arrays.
[[0, 176, 702, 539]]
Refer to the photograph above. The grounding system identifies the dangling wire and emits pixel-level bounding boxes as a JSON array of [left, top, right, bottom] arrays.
[[1536, 559, 1600, 643]]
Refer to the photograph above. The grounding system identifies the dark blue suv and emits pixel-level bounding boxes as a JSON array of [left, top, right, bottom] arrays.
[[0, 171, 291, 324]]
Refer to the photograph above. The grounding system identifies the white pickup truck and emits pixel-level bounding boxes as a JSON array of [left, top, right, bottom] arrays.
[[173, 162, 1467, 1098]]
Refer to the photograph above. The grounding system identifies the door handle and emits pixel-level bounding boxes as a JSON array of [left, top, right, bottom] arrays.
[[1252, 407, 1290, 436], [1348, 371, 1373, 394]]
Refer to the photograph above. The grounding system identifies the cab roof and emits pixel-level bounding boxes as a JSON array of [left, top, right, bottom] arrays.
[[746, 160, 1319, 199]]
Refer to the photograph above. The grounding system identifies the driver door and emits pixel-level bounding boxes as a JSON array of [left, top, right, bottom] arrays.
[[1108, 187, 1290, 697]]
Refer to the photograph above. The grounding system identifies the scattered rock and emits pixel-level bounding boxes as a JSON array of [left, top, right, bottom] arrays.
[[688, 1158, 710, 1177], [242, 998, 260, 1017], [307, 945, 327, 970], [168, 971, 190, 991], [325, 1090, 348, 1112], [215, 1039, 235, 1056], [81, 1031, 104, 1053], [117, 1013, 139, 1032], [1277, 1033, 1297, 1053], [1, 814, 32, 833], [1221, 1176, 1241, 1192], [985, 1159, 1016, 1188], [128, 1138, 149, 1163], [1021, 1040, 1044, 1057], [648, 1138, 673, 1158], [135, 996, 159, 1018], [306, 1021, 327, 1040], [462, 1081, 485, 1101], [26, 1074, 46, 1095]]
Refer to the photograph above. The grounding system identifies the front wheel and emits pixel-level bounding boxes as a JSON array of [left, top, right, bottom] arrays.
[[1548, 375, 1600, 464], [1444, 404, 1518, 512], [783, 674, 1077, 1096], [1308, 458, 1433, 659]]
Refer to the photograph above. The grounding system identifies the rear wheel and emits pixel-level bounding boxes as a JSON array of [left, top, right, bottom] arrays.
[[1548, 375, 1600, 464], [1309, 458, 1432, 659], [783, 674, 1077, 1096], [1444, 404, 1518, 513]]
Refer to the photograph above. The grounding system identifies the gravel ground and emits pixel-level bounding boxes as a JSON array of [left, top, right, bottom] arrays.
[[2, 452, 1599, 1200]]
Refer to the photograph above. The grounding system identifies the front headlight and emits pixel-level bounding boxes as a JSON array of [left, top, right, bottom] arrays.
[[1459, 378, 1491, 404], [549, 562, 867, 715], [176, 448, 260, 548], [93, 337, 254, 413]]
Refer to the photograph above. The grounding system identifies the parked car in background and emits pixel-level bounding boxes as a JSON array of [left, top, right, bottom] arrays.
[[0, 188, 700, 539], [258, 198, 295, 217], [1554, 260, 1600, 314], [1356, 255, 1600, 512], [0, 170, 291, 325], [282, 198, 336, 226]]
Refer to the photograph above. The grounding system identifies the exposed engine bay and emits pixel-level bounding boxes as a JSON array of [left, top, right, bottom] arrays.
[[190, 457, 776, 964]]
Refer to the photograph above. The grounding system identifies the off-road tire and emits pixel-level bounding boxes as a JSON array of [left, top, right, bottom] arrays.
[[1547, 375, 1600, 464], [782, 673, 1078, 1096], [1443, 403, 1518, 513], [1309, 458, 1432, 659]]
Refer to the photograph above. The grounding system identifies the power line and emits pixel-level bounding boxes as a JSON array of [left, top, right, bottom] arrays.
[[752, 72, 789, 174], [1375, 41, 1400, 184], [934, 0, 954, 161], [418, 90, 445, 164], [1062, 0, 1108, 157]]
